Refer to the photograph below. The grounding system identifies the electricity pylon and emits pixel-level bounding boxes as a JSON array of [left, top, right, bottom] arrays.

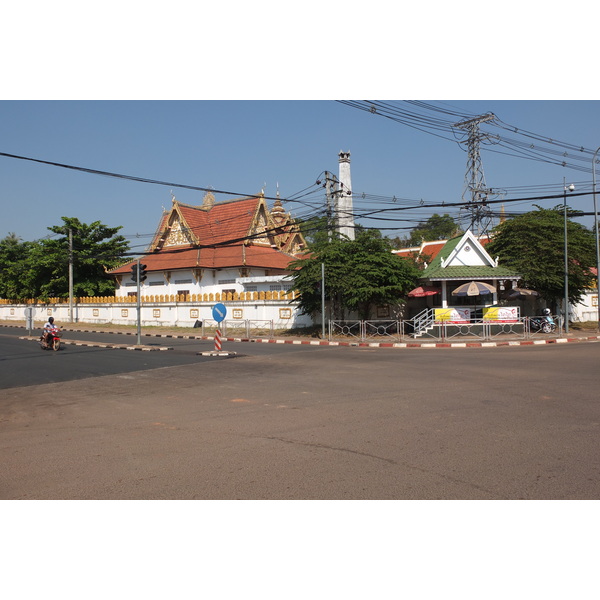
[[454, 113, 496, 235]]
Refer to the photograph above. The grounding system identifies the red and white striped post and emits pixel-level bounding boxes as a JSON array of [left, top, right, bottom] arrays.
[[214, 329, 222, 352]]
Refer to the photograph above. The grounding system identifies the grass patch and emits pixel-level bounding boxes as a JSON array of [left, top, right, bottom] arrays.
[[570, 321, 600, 331]]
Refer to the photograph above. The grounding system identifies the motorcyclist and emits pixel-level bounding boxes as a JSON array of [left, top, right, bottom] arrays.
[[542, 308, 555, 327], [42, 317, 58, 344]]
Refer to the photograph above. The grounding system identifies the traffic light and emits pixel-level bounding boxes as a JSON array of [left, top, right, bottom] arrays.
[[130, 262, 148, 283], [130, 263, 138, 282]]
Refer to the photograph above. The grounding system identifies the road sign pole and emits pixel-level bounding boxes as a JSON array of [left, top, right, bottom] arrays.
[[136, 258, 142, 345], [201, 302, 228, 356]]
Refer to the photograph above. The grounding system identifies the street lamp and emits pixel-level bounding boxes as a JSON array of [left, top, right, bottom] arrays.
[[564, 179, 575, 334], [592, 147, 600, 332]]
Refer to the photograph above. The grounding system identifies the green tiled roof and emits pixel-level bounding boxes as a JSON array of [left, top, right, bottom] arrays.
[[422, 264, 521, 280], [420, 234, 520, 281]]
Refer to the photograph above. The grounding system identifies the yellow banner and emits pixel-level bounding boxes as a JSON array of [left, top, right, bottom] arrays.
[[434, 308, 471, 323], [483, 307, 519, 322]]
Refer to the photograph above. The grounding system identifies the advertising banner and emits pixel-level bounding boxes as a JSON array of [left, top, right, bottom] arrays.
[[483, 306, 519, 322], [434, 308, 471, 323]]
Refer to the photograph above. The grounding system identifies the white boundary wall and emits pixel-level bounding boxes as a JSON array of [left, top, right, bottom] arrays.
[[0, 300, 314, 330], [570, 289, 599, 322]]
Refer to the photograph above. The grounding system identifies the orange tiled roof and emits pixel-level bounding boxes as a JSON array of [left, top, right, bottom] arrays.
[[110, 195, 304, 275], [110, 245, 297, 274]]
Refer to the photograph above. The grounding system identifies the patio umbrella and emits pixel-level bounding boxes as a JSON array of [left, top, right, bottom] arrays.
[[452, 281, 496, 296], [408, 285, 439, 297], [502, 287, 539, 299]]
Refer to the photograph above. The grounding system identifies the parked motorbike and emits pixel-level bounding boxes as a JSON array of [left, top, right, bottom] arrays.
[[529, 310, 556, 334], [40, 327, 62, 351]]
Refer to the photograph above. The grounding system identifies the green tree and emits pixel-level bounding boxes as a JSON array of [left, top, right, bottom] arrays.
[[290, 229, 420, 320], [486, 206, 597, 312], [0, 233, 38, 300], [298, 214, 330, 247], [37, 217, 130, 299], [408, 213, 461, 246], [0, 218, 130, 300]]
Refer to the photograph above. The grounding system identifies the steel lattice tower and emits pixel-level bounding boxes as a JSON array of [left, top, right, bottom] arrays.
[[454, 113, 495, 235]]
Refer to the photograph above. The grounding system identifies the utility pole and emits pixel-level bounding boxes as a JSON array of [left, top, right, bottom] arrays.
[[321, 262, 326, 339], [324, 171, 334, 240], [136, 258, 142, 345], [68, 228, 74, 323], [563, 179, 575, 334], [454, 113, 496, 235]]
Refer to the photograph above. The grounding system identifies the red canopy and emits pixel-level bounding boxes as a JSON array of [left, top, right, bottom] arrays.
[[408, 285, 439, 298]]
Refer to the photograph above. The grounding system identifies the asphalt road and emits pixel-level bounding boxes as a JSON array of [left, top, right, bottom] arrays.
[[1, 326, 600, 499]]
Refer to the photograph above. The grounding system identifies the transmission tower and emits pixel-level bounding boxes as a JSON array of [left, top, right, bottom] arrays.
[[454, 113, 496, 235]]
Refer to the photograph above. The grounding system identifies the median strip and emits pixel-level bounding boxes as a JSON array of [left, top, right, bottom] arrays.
[[18, 336, 172, 351]]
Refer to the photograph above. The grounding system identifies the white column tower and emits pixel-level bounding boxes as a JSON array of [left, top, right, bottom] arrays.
[[337, 150, 355, 240]]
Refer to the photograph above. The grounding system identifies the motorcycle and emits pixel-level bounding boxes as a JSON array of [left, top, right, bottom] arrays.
[[529, 313, 556, 334], [40, 326, 63, 351]]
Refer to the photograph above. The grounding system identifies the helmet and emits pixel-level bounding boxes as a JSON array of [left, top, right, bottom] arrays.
[[48, 317, 54, 323], [543, 308, 551, 315]]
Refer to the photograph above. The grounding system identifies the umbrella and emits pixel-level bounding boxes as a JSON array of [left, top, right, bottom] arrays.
[[502, 287, 539, 299], [452, 281, 497, 297], [408, 285, 439, 298]]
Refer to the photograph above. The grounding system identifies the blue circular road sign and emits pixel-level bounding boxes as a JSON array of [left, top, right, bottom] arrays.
[[212, 303, 227, 323]]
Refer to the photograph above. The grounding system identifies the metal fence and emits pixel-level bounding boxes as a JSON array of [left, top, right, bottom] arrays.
[[198, 319, 274, 338], [328, 315, 563, 343]]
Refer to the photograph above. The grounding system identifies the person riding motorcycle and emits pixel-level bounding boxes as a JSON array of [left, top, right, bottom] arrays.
[[43, 317, 58, 345]]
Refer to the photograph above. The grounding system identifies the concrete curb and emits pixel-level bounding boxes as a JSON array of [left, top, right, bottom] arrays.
[[8, 325, 600, 350], [18, 336, 173, 351], [61, 328, 600, 347]]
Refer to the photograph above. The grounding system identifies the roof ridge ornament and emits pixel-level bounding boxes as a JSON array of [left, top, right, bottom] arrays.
[[202, 191, 215, 209]]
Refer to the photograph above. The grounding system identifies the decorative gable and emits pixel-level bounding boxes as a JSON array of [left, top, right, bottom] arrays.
[[419, 230, 521, 282], [248, 201, 272, 246], [151, 206, 197, 252], [164, 217, 195, 247], [440, 230, 497, 268]]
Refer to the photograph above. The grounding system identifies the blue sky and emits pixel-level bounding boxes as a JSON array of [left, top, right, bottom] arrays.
[[2, 100, 600, 250], [3, 4, 600, 255]]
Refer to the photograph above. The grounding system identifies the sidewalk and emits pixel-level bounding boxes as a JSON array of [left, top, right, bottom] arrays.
[[5, 321, 600, 350]]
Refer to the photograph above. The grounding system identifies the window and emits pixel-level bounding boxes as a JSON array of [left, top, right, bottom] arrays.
[[377, 306, 389, 318], [175, 279, 192, 284], [218, 279, 236, 285], [149, 281, 162, 286], [246, 285, 257, 292], [270, 284, 282, 291]]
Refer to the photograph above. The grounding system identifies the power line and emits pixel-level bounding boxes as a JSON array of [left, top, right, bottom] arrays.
[[337, 100, 600, 174], [0, 150, 321, 207]]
